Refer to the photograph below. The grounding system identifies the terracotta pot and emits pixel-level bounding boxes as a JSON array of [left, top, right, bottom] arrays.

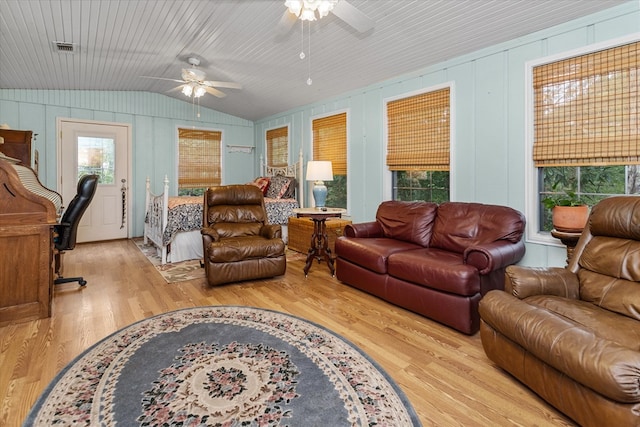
[[552, 205, 589, 232]]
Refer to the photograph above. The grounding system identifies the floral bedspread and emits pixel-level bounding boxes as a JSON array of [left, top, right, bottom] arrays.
[[161, 197, 299, 245], [162, 200, 203, 246], [264, 197, 299, 225]]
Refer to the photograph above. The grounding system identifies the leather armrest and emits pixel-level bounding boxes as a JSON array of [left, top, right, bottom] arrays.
[[261, 224, 282, 239], [464, 240, 526, 275], [504, 265, 580, 300], [344, 221, 383, 238], [201, 227, 220, 242]]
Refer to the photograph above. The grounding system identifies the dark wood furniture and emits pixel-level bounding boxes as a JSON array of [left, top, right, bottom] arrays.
[[0, 160, 59, 325], [550, 229, 582, 266], [293, 207, 346, 276], [0, 129, 33, 167]]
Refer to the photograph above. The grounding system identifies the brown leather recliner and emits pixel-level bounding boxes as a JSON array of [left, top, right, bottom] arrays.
[[201, 185, 286, 286], [479, 196, 640, 427]]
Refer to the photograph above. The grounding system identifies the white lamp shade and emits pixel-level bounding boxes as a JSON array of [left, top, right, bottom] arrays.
[[306, 161, 333, 181]]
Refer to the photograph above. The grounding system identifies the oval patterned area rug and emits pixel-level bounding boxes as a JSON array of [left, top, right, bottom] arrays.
[[24, 306, 421, 426]]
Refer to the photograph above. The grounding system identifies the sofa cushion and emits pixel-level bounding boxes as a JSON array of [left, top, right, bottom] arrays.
[[430, 202, 525, 253], [526, 294, 640, 351], [206, 236, 285, 263], [388, 248, 480, 296], [589, 196, 640, 240], [578, 267, 640, 321], [334, 237, 422, 274], [376, 201, 437, 247], [212, 222, 263, 238]]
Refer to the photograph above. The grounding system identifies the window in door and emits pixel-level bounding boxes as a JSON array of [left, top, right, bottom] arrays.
[[266, 126, 289, 167], [312, 112, 347, 209], [386, 86, 451, 202], [531, 40, 640, 234], [77, 136, 114, 184], [178, 128, 222, 196]]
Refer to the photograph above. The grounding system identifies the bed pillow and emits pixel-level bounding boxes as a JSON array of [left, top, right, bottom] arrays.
[[249, 177, 270, 195], [282, 177, 296, 199], [265, 175, 292, 199]]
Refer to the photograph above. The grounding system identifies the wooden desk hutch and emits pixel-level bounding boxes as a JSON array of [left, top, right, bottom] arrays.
[[0, 129, 33, 167]]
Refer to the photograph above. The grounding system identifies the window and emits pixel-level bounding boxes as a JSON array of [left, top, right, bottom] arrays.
[[266, 126, 289, 167], [178, 128, 222, 196], [531, 40, 640, 234], [77, 136, 114, 183], [312, 112, 347, 209], [386, 87, 450, 203]]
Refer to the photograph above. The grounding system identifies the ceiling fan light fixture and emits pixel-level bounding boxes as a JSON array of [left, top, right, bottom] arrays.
[[182, 84, 193, 97], [299, 7, 317, 21], [285, 0, 338, 21], [316, 1, 334, 18], [194, 86, 206, 98], [284, 0, 303, 16]]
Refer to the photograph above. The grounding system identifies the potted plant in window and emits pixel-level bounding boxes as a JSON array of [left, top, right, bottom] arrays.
[[542, 190, 589, 233]]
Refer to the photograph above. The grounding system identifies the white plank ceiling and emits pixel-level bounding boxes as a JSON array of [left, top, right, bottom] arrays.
[[0, 0, 630, 121]]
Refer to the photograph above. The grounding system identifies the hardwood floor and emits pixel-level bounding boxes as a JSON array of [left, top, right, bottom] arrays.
[[0, 239, 576, 426]]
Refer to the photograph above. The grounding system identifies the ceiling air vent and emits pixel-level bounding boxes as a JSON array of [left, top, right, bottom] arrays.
[[52, 41, 76, 53]]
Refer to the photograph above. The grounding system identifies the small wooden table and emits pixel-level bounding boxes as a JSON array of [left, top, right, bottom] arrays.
[[551, 229, 582, 266], [293, 207, 346, 276]]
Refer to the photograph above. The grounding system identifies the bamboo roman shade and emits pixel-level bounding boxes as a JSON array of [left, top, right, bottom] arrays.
[[386, 88, 450, 171], [178, 128, 221, 189], [533, 41, 640, 167], [312, 112, 347, 175], [266, 126, 288, 167]]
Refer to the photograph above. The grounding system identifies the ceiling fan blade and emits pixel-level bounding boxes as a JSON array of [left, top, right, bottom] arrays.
[[166, 84, 185, 93], [204, 80, 242, 90], [204, 86, 227, 98], [275, 9, 298, 40], [331, 0, 375, 33], [141, 76, 185, 84]]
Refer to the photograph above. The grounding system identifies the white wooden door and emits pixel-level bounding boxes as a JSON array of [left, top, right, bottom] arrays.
[[59, 119, 130, 243]]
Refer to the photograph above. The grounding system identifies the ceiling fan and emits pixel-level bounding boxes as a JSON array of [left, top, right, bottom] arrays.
[[143, 57, 242, 99], [278, 0, 375, 35]]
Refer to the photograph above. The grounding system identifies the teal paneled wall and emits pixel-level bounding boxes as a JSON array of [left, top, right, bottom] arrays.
[[1, 3, 638, 265], [254, 2, 640, 267], [0, 90, 254, 237]]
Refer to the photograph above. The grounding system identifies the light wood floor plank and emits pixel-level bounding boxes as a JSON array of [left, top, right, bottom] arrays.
[[0, 239, 576, 426]]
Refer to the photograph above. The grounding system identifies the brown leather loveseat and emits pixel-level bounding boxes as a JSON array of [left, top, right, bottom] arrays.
[[201, 185, 286, 286], [479, 196, 640, 426], [335, 201, 526, 334]]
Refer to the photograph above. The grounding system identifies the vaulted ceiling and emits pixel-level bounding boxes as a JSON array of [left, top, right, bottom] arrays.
[[0, 0, 629, 121]]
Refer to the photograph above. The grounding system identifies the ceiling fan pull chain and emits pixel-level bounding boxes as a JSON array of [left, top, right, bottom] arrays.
[[299, 20, 305, 60], [307, 21, 312, 86]]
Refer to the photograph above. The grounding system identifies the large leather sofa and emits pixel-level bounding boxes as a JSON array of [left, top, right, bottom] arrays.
[[335, 201, 526, 334], [479, 196, 640, 426]]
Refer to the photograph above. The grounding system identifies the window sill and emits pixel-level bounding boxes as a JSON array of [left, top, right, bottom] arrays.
[[525, 231, 565, 247]]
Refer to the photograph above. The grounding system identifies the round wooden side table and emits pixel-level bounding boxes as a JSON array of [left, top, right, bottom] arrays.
[[550, 229, 582, 266], [293, 207, 346, 276]]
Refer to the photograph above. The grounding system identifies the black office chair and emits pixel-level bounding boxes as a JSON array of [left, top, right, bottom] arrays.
[[54, 174, 99, 286]]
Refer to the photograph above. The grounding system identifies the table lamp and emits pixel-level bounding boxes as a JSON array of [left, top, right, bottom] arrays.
[[306, 160, 333, 208]]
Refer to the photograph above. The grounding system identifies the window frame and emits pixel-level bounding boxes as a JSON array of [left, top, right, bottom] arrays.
[[524, 34, 640, 245], [264, 124, 290, 168], [383, 82, 456, 201], [309, 108, 349, 212], [175, 125, 224, 195]]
